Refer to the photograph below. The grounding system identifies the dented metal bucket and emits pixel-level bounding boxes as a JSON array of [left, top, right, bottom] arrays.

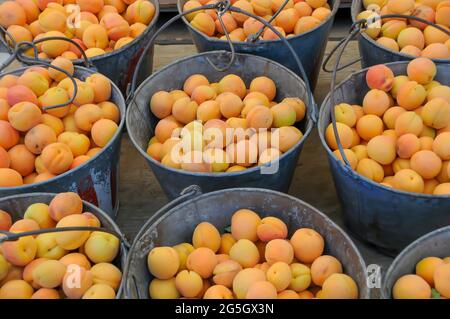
[[318, 61, 450, 254], [0, 66, 126, 219], [381, 226, 450, 299], [123, 187, 370, 299], [178, 0, 340, 89], [351, 0, 450, 68], [126, 51, 316, 199], [0, 192, 128, 298]]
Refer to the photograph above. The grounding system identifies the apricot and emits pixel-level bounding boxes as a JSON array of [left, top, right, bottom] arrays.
[[91, 119, 118, 147], [381, 20, 407, 39], [35, 232, 66, 259], [320, 273, 358, 299], [0, 99, 9, 121], [213, 259, 242, 287], [263, 239, 293, 265], [191, 222, 221, 253], [73, 104, 102, 132], [39, 87, 71, 118], [84, 231, 119, 264], [0, 1, 27, 27], [393, 274, 431, 299], [83, 24, 109, 50], [0, 280, 34, 299], [215, 13, 237, 34], [433, 263, 450, 297], [130, 22, 147, 37], [406, 58, 437, 86], [85, 48, 106, 58], [7, 102, 41, 133], [298, 290, 315, 299], [186, 247, 217, 279], [216, 234, 236, 256], [175, 270, 202, 298], [191, 85, 217, 104], [383, 106, 406, 129], [31, 288, 60, 299], [356, 158, 385, 182], [415, 256, 444, 286], [332, 149, 358, 169], [290, 228, 324, 264], [397, 81, 427, 111], [39, 7, 66, 33], [146, 246, 179, 280], [289, 263, 311, 292], [197, 100, 221, 123], [32, 260, 66, 289], [23, 203, 54, 229], [363, 89, 390, 116], [148, 278, 179, 299], [229, 239, 260, 268], [366, 64, 395, 92], [294, 16, 321, 34], [325, 122, 353, 150], [232, 268, 266, 299], [410, 149, 442, 179], [7, 144, 35, 177], [433, 132, 450, 160], [401, 45, 422, 57], [392, 168, 425, 193], [216, 93, 243, 119], [0, 120, 20, 150], [230, 0, 254, 24], [40, 142, 73, 175], [184, 74, 209, 96], [333, 104, 355, 131], [81, 283, 115, 299], [62, 266, 93, 299], [422, 43, 450, 59], [256, 216, 288, 242], [0, 168, 23, 186], [2, 234, 36, 266], [22, 124, 56, 156], [125, 0, 155, 25], [433, 183, 450, 195], [101, 13, 130, 41], [423, 178, 440, 194], [231, 209, 261, 242], [48, 192, 82, 222], [219, 74, 246, 99], [421, 98, 450, 130], [264, 262, 291, 292], [17, 71, 49, 97], [200, 284, 232, 299], [396, 133, 420, 159], [310, 255, 343, 287], [59, 253, 91, 270], [0, 209, 12, 231], [377, 37, 400, 51], [395, 112, 424, 137], [243, 17, 263, 37], [428, 85, 450, 103], [41, 31, 70, 58], [191, 13, 215, 37], [55, 214, 91, 250]]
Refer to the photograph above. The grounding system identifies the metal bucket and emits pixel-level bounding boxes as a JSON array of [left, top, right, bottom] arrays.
[[1, 0, 160, 94], [177, 0, 340, 89], [123, 187, 370, 299], [381, 226, 450, 299], [0, 66, 126, 219], [0, 192, 128, 298], [351, 0, 450, 68], [126, 50, 316, 199], [318, 61, 450, 254]]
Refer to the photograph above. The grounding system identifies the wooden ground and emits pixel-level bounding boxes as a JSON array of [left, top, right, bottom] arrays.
[[116, 41, 393, 297]]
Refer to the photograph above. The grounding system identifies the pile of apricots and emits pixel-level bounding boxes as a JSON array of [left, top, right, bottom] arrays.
[[0, 58, 120, 188], [0, 0, 156, 59], [147, 209, 359, 299], [146, 74, 306, 172], [183, 0, 332, 41], [358, 0, 450, 59], [393, 256, 450, 299], [325, 58, 450, 195], [0, 192, 122, 299]]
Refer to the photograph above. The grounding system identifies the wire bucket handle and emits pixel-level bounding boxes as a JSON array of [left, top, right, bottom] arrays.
[[326, 12, 450, 168], [127, 0, 316, 123]]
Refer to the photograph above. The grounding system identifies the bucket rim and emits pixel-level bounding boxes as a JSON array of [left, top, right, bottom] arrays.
[[176, 0, 340, 45], [126, 50, 316, 178], [0, 65, 126, 192], [0, 191, 128, 299], [318, 60, 450, 199], [124, 187, 370, 299], [350, 0, 450, 63], [381, 225, 450, 299]]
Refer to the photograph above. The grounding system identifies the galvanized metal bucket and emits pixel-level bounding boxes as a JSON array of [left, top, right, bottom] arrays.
[[177, 0, 340, 89], [381, 226, 450, 299], [0, 192, 129, 298], [126, 50, 316, 199], [0, 66, 126, 219], [122, 187, 370, 299], [318, 61, 450, 254], [1, 0, 160, 93], [351, 0, 450, 68]]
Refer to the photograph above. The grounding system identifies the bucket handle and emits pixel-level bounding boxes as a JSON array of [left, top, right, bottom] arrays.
[[125, 185, 202, 299], [0, 41, 81, 111], [323, 13, 450, 73], [0, 225, 130, 248], [128, 1, 316, 123], [327, 13, 450, 168]]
